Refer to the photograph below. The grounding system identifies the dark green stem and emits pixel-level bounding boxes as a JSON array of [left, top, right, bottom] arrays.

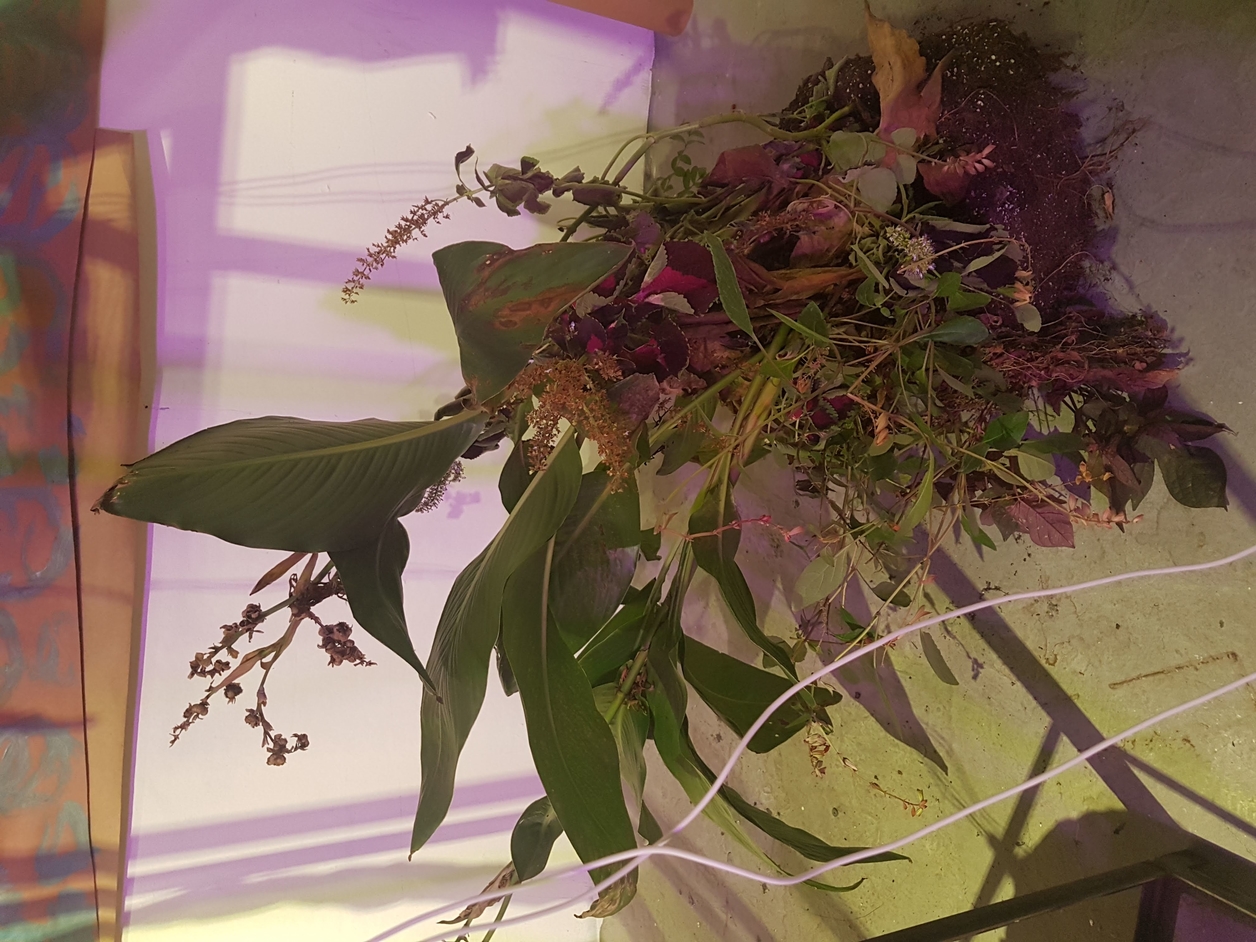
[[609, 107, 854, 187]]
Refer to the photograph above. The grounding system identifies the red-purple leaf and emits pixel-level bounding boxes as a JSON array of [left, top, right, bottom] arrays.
[[705, 145, 788, 190], [1007, 499, 1074, 548]]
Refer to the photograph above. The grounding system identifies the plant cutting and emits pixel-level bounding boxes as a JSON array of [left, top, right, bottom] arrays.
[[98, 7, 1230, 928]]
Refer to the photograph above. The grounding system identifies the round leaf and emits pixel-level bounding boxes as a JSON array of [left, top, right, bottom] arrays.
[[1158, 445, 1228, 509], [855, 166, 899, 213]]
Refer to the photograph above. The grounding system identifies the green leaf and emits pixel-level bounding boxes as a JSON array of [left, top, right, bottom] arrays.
[[919, 630, 959, 685], [639, 526, 662, 561], [1018, 432, 1085, 457], [890, 127, 917, 149], [330, 520, 433, 686], [690, 465, 796, 678], [826, 131, 884, 172], [413, 434, 582, 854], [510, 796, 564, 882], [646, 631, 897, 882], [892, 153, 917, 185], [900, 460, 934, 531], [1011, 449, 1056, 481], [770, 307, 832, 348], [980, 412, 1029, 453], [433, 240, 631, 401], [550, 470, 640, 647], [592, 684, 653, 840], [681, 637, 838, 753], [658, 428, 708, 475], [962, 248, 1007, 274], [498, 439, 531, 512], [799, 301, 828, 339], [856, 276, 882, 308], [684, 732, 903, 867], [921, 315, 988, 346], [576, 587, 653, 687], [795, 550, 846, 607], [947, 289, 993, 313], [1014, 302, 1042, 332], [1158, 445, 1228, 509], [959, 509, 996, 550], [97, 414, 483, 552], [495, 630, 518, 696], [872, 582, 911, 607], [856, 167, 898, 213], [934, 271, 962, 298], [701, 234, 757, 343], [502, 546, 637, 905]]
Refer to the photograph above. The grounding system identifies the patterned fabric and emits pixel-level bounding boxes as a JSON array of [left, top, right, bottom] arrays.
[[1, 3, 106, 940]]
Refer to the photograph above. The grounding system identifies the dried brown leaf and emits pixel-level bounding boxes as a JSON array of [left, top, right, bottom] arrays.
[[577, 871, 638, 918], [865, 4, 951, 141], [438, 863, 516, 924], [251, 551, 308, 596]]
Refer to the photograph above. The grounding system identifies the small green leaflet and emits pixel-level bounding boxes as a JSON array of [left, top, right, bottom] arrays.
[[1018, 432, 1085, 457], [959, 510, 996, 550], [900, 458, 934, 532], [795, 549, 847, 608], [1011, 449, 1056, 481], [980, 412, 1029, 453]]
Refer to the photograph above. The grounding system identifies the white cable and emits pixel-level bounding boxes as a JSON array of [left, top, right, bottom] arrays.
[[374, 542, 1256, 942]]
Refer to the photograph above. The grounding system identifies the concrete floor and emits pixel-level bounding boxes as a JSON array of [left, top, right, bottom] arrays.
[[603, 1, 1256, 939]]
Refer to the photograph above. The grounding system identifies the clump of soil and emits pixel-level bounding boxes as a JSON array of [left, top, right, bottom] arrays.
[[816, 18, 1104, 317]]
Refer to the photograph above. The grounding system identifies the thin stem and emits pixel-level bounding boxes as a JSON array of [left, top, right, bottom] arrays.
[[608, 107, 854, 187]]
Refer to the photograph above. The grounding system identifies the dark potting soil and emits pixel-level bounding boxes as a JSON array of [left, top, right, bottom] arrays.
[[815, 18, 1105, 318]]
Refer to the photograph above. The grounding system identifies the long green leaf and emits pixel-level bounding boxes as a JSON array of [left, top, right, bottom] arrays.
[[701, 234, 757, 342], [412, 435, 582, 854], [690, 469, 796, 677], [593, 684, 654, 841], [434, 240, 632, 402], [502, 546, 637, 909], [550, 469, 640, 646], [97, 414, 482, 552], [683, 727, 905, 866], [329, 519, 433, 685], [575, 587, 653, 688], [645, 642, 880, 888], [680, 637, 839, 753]]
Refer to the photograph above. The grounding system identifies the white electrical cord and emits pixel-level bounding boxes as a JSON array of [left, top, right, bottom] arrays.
[[374, 542, 1256, 942]]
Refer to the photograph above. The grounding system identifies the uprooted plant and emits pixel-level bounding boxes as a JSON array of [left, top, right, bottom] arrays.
[[97, 7, 1229, 926]]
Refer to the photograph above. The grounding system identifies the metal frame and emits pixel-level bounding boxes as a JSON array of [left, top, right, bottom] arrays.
[[862, 838, 1256, 942]]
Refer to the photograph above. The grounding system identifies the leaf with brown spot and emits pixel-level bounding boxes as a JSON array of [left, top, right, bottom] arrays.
[[433, 240, 632, 402], [865, 4, 951, 141]]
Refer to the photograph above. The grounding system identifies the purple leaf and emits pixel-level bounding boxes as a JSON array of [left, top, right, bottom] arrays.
[[1007, 499, 1074, 548], [634, 241, 719, 314]]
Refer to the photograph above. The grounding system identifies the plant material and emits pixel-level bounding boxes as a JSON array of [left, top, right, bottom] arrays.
[[98, 7, 1229, 924]]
